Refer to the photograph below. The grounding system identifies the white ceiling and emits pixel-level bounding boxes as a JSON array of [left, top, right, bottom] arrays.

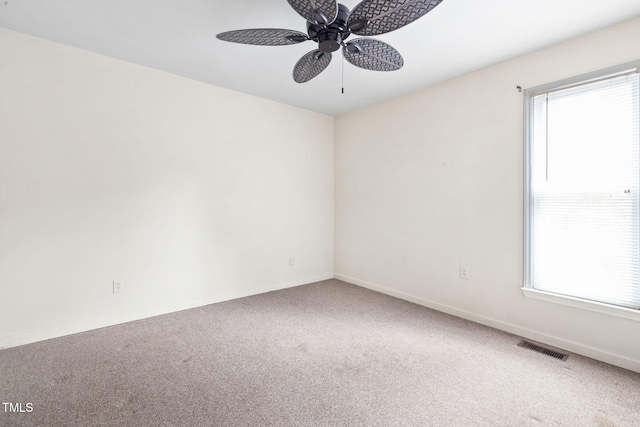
[[2, 0, 640, 116]]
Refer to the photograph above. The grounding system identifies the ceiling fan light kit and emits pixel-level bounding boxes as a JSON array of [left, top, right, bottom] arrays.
[[216, 0, 444, 83]]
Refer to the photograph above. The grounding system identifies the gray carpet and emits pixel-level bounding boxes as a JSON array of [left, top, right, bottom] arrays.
[[1, 279, 639, 426]]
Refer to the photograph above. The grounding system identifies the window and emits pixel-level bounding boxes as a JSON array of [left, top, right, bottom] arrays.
[[524, 61, 640, 312]]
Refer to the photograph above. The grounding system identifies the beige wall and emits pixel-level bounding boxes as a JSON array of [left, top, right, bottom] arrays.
[[335, 18, 640, 372], [0, 28, 334, 348]]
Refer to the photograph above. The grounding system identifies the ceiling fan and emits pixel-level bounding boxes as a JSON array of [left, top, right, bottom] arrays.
[[216, 0, 444, 83]]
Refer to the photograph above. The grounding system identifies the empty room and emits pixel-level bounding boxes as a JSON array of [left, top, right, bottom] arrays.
[[1, 0, 640, 425]]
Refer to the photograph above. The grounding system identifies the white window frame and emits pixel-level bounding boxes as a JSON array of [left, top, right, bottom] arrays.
[[522, 60, 640, 322]]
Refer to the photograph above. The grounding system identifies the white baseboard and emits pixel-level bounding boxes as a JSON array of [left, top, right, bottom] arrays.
[[334, 273, 640, 374], [0, 273, 334, 350]]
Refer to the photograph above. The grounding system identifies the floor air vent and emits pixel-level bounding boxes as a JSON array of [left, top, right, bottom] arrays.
[[517, 340, 568, 361]]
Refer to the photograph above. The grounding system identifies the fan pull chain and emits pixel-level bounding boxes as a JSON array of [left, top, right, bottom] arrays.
[[342, 54, 344, 94]]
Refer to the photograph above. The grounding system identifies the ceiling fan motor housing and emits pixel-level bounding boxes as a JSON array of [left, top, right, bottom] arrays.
[[307, 3, 351, 53]]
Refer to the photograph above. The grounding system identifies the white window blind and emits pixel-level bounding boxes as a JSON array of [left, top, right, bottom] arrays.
[[528, 69, 640, 309]]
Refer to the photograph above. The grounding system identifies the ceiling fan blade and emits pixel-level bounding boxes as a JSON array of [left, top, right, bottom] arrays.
[[216, 29, 309, 46], [287, 0, 338, 25], [343, 38, 403, 71], [347, 0, 444, 36], [293, 49, 332, 83]]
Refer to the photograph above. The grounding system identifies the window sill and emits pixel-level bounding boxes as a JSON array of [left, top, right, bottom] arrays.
[[521, 288, 640, 322]]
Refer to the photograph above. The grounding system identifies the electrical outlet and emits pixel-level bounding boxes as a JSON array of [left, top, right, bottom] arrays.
[[459, 267, 468, 280], [289, 256, 295, 266], [113, 281, 122, 293]]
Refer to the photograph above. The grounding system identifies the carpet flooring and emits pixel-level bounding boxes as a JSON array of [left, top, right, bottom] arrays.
[[1, 279, 639, 426]]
